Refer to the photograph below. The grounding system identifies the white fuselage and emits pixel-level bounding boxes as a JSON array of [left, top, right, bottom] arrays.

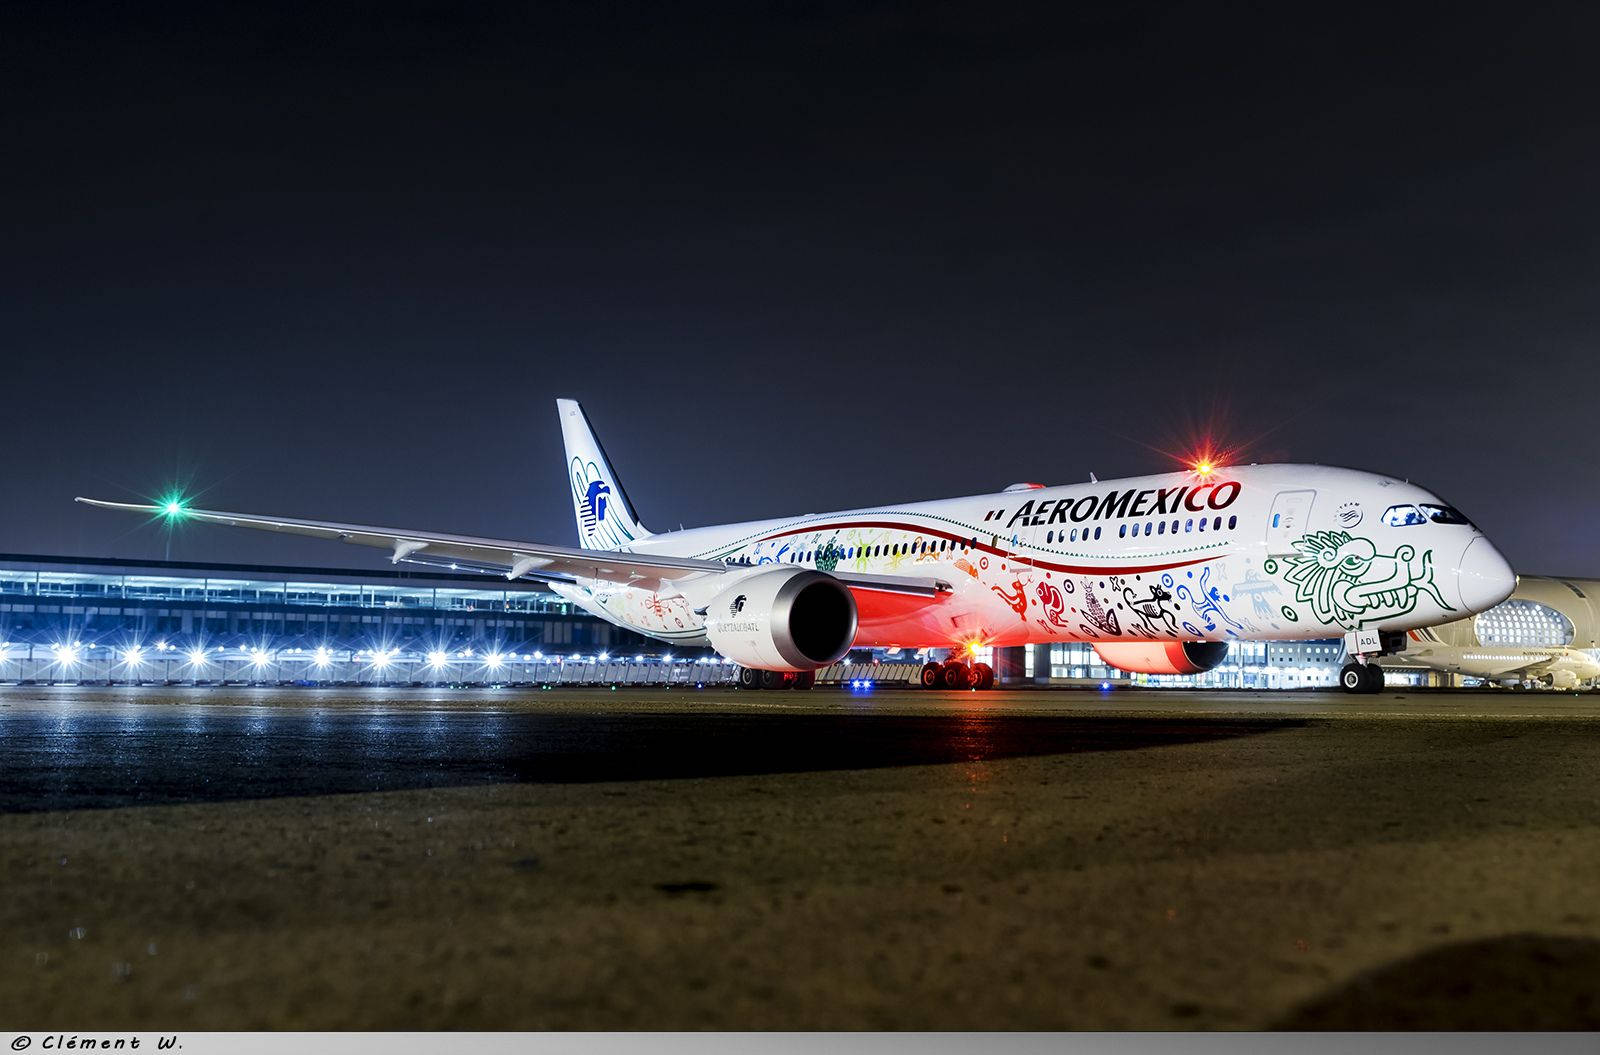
[[550, 463, 1514, 653]]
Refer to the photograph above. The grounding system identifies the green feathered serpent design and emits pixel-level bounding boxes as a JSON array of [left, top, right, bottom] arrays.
[[1278, 530, 1453, 629]]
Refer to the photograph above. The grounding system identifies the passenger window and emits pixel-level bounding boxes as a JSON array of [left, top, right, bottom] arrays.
[[1119, 524, 1127, 538], [1186, 518, 1193, 532], [1213, 516, 1222, 531], [1157, 522, 1165, 535], [1382, 504, 1428, 527], [1227, 515, 1236, 530], [1198, 518, 1206, 532], [1094, 527, 1102, 540]]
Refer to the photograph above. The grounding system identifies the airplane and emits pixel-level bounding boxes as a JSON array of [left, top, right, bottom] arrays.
[[1383, 576, 1600, 689], [78, 399, 1517, 694], [1396, 636, 1600, 689]]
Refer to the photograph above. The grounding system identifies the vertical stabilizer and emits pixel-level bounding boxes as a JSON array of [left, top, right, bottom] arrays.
[[557, 399, 651, 549]]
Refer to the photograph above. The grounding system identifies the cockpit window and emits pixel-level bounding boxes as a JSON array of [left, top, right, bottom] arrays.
[[1419, 504, 1471, 525], [1382, 504, 1427, 527]]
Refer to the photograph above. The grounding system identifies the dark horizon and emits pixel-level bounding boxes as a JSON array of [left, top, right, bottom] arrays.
[[5, 2, 1598, 576]]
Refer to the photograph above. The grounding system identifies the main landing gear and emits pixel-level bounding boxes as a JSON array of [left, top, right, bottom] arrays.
[[735, 667, 815, 690], [920, 660, 995, 690]]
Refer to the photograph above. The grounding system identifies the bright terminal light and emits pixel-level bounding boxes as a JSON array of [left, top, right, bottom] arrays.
[[251, 648, 270, 667], [54, 643, 79, 666], [313, 646, 331, 668], [187, 648, 207, 667], [427, 650, 448, 668], [124, 646, 144, 666], [373, 649, 392, 669], [485, 652, 504, 670], [598, 652, 609, 662]]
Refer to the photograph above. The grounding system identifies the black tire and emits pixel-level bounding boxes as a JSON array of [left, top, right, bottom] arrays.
[[941, 661, 971, 690], [970, 662, 994, 690], [791, 671, 815, 691], [1339, 663, 1366, 694], [760, 669, 789, 690], [737, 666, 763, 690], [1364, 663, 1386, 694], [919, 661, 942, 689]]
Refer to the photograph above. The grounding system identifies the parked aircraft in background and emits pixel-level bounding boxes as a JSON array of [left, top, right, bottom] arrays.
[[1387, 576, 1600, 689], [79, 400, 1516, 694]]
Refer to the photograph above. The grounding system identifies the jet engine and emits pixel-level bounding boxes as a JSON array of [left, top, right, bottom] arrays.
[[1094, 641, 1229, 676], [703, 568, 858, 672], [1543, 669, 1580, 690]]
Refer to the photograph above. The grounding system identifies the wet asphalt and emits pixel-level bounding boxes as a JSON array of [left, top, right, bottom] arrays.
[[0, 691, 1296, 812], [1, 685, 1598, 1029]]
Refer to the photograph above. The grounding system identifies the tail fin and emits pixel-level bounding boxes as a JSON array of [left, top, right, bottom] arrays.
[[557, 399, 652, 550]]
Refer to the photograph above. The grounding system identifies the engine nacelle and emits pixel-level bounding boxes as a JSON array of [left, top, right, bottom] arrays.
[[1094, 641, 1229, 676], [1544, 669, 1580, 690], [703, 568, 858, 672]]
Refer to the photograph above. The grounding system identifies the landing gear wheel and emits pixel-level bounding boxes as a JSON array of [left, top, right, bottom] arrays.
[[1363, 663, 1386, 694], [920, 662, 942, 689], [1339, 663, 1366, 694], [791, 671, 815, 691], [737, 666, 763, 690], [969, 662, 994, 690], [760, 669, 790, 690], [941, 661, 971, 689]]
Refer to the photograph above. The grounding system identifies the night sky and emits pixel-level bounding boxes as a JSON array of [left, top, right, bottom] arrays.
[[5, 3, 1598, 574]]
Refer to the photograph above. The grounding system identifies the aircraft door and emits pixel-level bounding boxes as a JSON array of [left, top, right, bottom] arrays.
[[1265, 490, 1316, 555]]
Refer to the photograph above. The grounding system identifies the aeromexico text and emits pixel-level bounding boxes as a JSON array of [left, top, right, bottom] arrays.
[[999, 481, 1242, 530]]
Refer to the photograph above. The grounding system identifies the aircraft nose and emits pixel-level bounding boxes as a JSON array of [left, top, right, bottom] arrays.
[[1455, 536, 1516, 614]]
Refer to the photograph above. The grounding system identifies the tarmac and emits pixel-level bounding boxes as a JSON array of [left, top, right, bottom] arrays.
[[2, 683, 1599, 1029]]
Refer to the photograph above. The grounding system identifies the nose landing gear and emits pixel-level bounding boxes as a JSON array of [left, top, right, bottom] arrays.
[[1338, 629, 1406, 695], [1338, 661, 1386, 694]]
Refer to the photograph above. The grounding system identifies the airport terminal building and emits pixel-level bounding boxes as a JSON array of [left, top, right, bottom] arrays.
[[0, 553, 689, 685], [1, 552, 1579, 689]]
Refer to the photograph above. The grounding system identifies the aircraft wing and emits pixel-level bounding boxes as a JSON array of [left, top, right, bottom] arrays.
[[1481, 655, 1558, 678], [828, 570, 951, 598], [75, 498, 956, 599], [74, 498, 726, 588]]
